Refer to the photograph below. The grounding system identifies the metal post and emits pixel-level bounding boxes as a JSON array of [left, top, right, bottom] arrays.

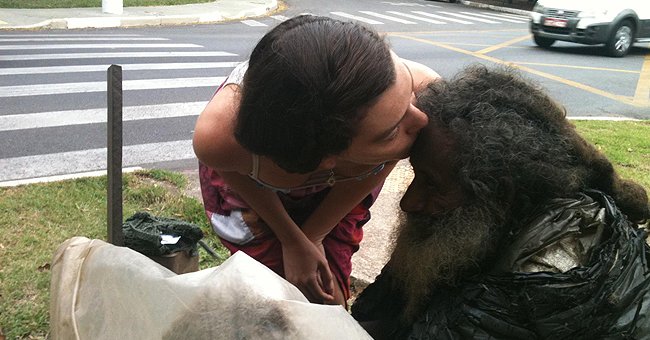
[[102, 0, 123, 14], [107, 65, 124, 246]]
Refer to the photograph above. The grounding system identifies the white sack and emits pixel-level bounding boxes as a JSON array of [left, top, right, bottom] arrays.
[[50, 236, 372, 340]]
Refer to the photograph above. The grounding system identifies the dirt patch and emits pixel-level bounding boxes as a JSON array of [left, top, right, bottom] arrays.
[[179, 169, 202, 201]]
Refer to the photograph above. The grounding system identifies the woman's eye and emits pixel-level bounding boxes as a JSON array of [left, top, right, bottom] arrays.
[[385, 126, 400, 141]]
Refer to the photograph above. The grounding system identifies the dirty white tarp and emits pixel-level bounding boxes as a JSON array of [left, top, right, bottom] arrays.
[[50, 237, 372, 340]]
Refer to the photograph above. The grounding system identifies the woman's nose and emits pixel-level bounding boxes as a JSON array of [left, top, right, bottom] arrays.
[[405, 105, 429, 136]]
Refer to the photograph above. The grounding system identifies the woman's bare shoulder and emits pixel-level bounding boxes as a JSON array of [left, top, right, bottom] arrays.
[[193, 84, 250, 173], [399, 57, 441, 91]]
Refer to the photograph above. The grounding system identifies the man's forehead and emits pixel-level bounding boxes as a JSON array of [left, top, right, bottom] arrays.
[[410, 126, 435, 162]]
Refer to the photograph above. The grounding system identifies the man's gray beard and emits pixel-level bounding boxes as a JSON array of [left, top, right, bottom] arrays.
[[387, 202, 502, 323]]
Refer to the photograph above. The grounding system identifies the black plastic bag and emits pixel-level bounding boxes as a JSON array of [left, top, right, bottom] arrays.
[[122, 211, 204, 257], [357, 191, 650, 339]]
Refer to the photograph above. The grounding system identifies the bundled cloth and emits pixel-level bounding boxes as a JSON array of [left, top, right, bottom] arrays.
[[122, 211, 204, 256]]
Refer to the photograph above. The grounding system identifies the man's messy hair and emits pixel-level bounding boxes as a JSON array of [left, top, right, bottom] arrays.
[[416, 64, 649, 224]]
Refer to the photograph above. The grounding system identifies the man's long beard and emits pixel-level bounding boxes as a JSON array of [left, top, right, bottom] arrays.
[[387, 202, 504, 323]]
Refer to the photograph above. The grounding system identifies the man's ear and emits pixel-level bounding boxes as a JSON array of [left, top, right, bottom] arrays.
[[319, 156, 337, 170]]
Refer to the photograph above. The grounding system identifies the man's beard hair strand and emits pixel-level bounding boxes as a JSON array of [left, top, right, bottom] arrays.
[[387, 201, 506, 323]]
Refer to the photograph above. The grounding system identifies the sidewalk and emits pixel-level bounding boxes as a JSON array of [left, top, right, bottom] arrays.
[[0, 0, 278, 30], [0, 0, 530, 30]]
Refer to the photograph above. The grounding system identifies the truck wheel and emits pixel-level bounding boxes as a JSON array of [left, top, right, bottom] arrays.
[[606, 20, 634, 57], [533, 35, 555, 48]]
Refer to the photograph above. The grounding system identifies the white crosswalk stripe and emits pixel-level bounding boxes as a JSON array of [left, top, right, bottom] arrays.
[[0, 43, 202, 50], [323, 9, 530, 26], [0, 102, 207, 132], [331, 12, 384, 25], [412, 10, 474, 24], [436, 11, 500, 23], [386, 11, 446, 24], [270, 15, 290, 21], [0, 140, 195, 182], [359, 11, 417, 24], [0, 51, 237, 61], [0, 37, 170, 42], [0, 34, 141, 37], [1, 77, 226, 97], [0, 33, 240, 183], [0, 62, 239, 75], [459, 11, 527, 23], [241, 20, 267, 27]]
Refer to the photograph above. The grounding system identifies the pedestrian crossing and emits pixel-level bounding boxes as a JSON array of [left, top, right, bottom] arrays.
[[0, 7, 531, 184], [240, 10, 529, 27], [0, 33, 240, 184]]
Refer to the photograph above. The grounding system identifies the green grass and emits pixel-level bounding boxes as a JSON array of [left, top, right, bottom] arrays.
[[0, 170, 228, 339], [0, 0, 212, 9], [0, 120, 648, 339], [572, 120, 650, 189]]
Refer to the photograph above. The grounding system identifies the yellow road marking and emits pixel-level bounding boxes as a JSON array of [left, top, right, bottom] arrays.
[[0, 19, 8, 25], [425, 41, 532, 49], [475, 34, 531, 55], [411, 41, 527, 48], [515, 62, 639, 74], [633, 54, 650, 106], [389, 33, 647, 108], [385, 29, 527, 35]]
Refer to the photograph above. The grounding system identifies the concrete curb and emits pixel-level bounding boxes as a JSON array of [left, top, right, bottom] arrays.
[[0, 0, 278, 30]]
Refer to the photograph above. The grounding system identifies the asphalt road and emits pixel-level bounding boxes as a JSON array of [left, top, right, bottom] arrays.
[[0, 0, 648, 183]]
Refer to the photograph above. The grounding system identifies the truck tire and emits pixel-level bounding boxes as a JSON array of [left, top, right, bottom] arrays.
[[606, 20, 634, 57], [533, 35, 555, 48]]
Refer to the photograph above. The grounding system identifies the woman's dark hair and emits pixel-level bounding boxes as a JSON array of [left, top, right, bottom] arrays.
[[234, 15, 395, 173]]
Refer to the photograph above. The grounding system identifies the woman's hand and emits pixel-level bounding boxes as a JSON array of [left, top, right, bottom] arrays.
[[282, 239, 335, 304]]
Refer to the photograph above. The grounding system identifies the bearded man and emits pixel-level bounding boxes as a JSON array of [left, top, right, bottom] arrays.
[[351, 65, 650, 339]]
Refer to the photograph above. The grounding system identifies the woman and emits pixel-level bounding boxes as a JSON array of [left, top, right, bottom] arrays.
[[193, 15, 439, 306]]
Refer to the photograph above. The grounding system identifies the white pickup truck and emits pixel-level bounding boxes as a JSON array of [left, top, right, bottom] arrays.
[[529, 0, 650, 57]]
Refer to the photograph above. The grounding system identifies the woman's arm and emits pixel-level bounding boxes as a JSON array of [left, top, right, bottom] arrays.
[[193, 87, 336, 303], [301, 161, 397, 244], [217, 170, 336, 303]]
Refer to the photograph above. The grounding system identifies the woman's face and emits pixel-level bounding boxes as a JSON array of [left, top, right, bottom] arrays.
[[339, 55, 429, 166]]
